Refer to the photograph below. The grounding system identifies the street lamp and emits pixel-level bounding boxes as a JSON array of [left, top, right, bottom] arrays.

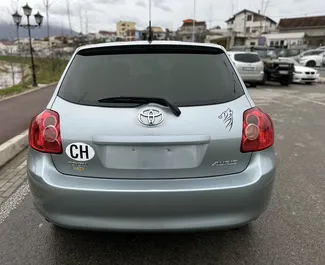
[[12, 4, 43, 87]]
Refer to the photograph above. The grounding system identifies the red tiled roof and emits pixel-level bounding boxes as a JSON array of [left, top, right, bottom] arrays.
[[278, 16, 325, 29], [182, 19, 206, 27]]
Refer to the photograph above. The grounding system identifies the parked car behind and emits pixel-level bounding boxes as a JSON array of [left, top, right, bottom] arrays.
[[276, 48, 306, 61], [229, 46, 294, 86], [298, 49, 325, 67], [227, 51, 265, 87], [278, 57, 320, 84], [27, 41, 276, 232]]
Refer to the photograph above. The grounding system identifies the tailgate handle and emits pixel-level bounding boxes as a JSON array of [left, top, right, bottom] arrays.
[[92, 135, 211, 146]]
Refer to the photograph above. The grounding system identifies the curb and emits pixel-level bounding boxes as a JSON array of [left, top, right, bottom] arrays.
[[0, 82, 57, 102], [0, 130, 28, 168]]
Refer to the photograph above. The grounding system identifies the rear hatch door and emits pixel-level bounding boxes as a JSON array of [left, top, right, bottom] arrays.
[[50, 44, 253, 179]]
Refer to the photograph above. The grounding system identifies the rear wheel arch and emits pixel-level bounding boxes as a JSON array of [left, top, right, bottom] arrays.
[[306, 60, 316, 67]]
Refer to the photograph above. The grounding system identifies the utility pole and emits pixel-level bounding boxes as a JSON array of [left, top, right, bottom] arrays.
[[66, 0, 73, 36], [192, 0, 196, 42], [208, 4, 213, 29], [43, 0, 59, 56], [262, 0, 270, 33]]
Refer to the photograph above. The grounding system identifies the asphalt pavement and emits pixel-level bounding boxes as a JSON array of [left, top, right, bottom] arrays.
[[0, 84, 56, 145], [318, 67, 325, 78], [1, 83, 325, 264]]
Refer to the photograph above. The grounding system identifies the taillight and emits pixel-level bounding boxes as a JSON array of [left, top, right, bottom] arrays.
[[29, 109, 62, 154], [240, 107, 274, 153]]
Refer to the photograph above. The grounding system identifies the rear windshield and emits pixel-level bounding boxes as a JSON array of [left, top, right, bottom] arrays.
[[234, 53, 261, 63], [58, 45, 244, 107]]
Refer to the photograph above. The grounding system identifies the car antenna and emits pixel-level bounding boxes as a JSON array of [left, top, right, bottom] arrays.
[[148, 0, 153, 43]]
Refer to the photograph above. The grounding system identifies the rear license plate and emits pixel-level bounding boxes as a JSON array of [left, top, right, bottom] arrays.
[[243, 67, 254, 71], [279, 70, 288, 74], [101, 145, 202, 170]]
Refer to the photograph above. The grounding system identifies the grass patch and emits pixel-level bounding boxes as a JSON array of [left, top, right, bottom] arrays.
[[0, 84, 30, 97], [0, 56, 67, 98]]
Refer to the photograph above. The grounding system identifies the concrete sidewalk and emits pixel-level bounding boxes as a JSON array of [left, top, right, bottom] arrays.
[[0, 150, 27, 205]]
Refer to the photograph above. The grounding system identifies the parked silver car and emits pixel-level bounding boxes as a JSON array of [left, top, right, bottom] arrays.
[[228, 51, 265, 87], [27, 41, 276, 231]]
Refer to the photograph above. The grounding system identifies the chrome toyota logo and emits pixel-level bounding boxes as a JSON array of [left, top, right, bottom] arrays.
[[138, 109, 164, 126]]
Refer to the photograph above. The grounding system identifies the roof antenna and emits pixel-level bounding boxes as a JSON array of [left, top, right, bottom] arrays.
[[148, 0, 153, 43]]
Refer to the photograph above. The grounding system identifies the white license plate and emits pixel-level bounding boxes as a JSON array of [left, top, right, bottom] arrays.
[[243, 67, 254, 71], [101, 145, 201, 170], [279, 70, 288, 74]]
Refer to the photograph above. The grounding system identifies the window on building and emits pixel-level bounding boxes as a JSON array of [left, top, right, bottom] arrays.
[[250, 42, 256, 46], [246, 27, 251, 33], [270, 41, 274, 47], [247, 15, 252, 21], [122, 23, 125, 27]]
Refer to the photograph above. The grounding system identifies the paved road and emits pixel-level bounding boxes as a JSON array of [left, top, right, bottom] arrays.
[[1, 83, 325, 264], [318, 67, 325, 78], [0, 84, 56, 145]]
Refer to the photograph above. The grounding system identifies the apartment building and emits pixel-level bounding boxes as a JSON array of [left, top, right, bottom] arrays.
[[116, 21, 136, 39]]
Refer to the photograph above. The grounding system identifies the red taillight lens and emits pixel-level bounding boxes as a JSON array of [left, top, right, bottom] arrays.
[[29, 109, 62, 154], [241, 107, 274, 153]]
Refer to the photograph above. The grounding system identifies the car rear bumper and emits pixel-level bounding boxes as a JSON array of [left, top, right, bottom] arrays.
[[240, 72, 264, 82], [27, 148, 276, 231]]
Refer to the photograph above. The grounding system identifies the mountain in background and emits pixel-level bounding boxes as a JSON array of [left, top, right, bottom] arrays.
[[0, 22, 77, 40]]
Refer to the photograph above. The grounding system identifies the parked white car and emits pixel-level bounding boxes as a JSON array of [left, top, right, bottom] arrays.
[[227, 51, 265, 87], [298, 49, 325, 67], [278, 57, 320, 84]]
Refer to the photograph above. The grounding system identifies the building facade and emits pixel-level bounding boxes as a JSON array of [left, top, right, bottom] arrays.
[[226, 9, 277, 47], [177, 19, 207, 42], [116, 21, 136, 39], [278, 16, 325, 49]]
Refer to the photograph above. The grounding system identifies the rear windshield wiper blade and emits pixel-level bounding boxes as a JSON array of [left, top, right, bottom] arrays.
[[98, 96, 181, 117]]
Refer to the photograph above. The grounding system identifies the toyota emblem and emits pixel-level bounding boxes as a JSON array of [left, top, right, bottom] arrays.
[[138, 109, 164, 127]]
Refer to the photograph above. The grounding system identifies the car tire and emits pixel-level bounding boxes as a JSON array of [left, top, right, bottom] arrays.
[[250, 83, 257, 88], [280, 79, 290, 86], [260, 74, 266, 85], [306, 61, 316, 67], [306, 82, 313, 85]]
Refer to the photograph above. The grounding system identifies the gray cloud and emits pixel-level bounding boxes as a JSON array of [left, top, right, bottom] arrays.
[[0, 0, 324, 33], [152, 0, 172, 12], [135, 0, 147, 8]]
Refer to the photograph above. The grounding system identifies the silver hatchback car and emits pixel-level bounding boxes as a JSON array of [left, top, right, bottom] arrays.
[[228, 51, 265, 87], [27, 41, 276, 231]]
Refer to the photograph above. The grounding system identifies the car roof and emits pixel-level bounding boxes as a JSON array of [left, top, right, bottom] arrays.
[[75, 41, 227, 53], [304, 49, 323, 52], [227, 51, 259, 55]]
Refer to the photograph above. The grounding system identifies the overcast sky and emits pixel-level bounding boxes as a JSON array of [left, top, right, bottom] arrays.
[[0, 0, 324, 33]]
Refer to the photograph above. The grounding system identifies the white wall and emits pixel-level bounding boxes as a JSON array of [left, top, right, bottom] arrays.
[[228, 11, 276, 34]]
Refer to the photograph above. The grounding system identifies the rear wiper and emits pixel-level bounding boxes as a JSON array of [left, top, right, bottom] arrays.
[[98, 96, 181, 117]]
